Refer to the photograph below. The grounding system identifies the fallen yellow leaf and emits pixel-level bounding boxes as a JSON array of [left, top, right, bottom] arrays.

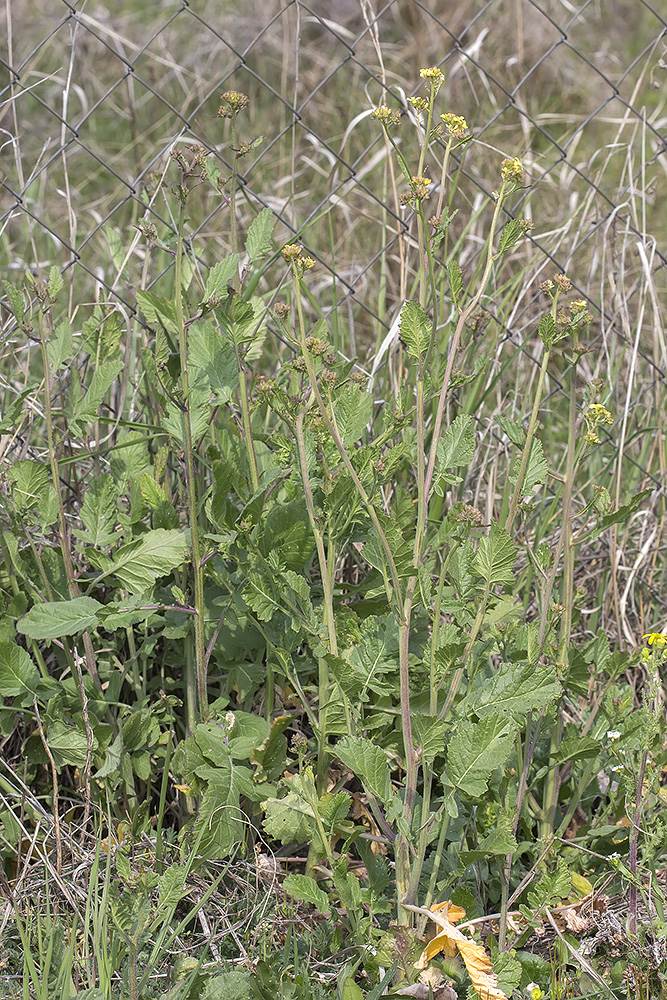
[[414, 902, 508, 1000]]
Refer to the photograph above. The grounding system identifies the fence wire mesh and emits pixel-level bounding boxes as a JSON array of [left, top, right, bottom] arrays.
[[1, 0, 666, 638]]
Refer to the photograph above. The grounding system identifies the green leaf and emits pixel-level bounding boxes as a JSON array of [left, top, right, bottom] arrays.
[[510, 438, 548, 495], [448, 260, 463, 307], [73, 474, 118, 547], [332, 385, 373, 447], [245, 207, 274, 263], [47, 320, 74, 370], [202, 970, 251, 1000], [189, 321, 239, 404], [157, 864, 188, 909], [8, 460, 50, 513], [47, 721, 97, 769], [136, 290, 180, 335], [283, 873, 331, 915], [336, 735, 392, 803], [191, 763, 252, 857], [438, 414, 475, 470], [261, 791, 315, 844], [4, 281, 25, 324], [332, 856, 362, 913], [140, 473, 165, 510], [72, 360, 124, 430], [251, 715, 290, 780], [18, 597, 103, 639], [109, 529, 188, 593], [445, 715, 515, 796], [467, 662, 561, 719], [341, 980, 365, 1000], [552, 735, 601, 765], [412, 713, 446, 764], [244, 575, 279, 621], [498, 218, 523, 255], [203, 255, 240, 302], [458, 826, 518, 866], [538, 314, 556, 347], [473, 523, 516, 586], [259, 500, 314, 570], [596, 489, 652, 532], [399, 300, 430, 360], [0, 643, 40, 697], [48, 264, 63, 299], [496, 415, 525, 447]]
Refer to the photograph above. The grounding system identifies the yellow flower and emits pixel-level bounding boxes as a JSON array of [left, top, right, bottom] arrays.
[[420, 66, 445, 89], [643, 632, 667, 646], [440, 113, 469, 138], [500, 156, 525, 184]]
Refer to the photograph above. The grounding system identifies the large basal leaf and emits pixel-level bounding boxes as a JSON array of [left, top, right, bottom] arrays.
[[467, 662, 561, 719], [190, 763, 250, 858], [473, 523, 517, 587], [336, 735, 392, 803], [109, 529, 188, 593], [445, 715, 515, 797], [0, 642, 40, 697], [18, 597, 103, 640]]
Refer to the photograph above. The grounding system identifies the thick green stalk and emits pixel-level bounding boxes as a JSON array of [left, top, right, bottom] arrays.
[[174, 202, 208, 723]]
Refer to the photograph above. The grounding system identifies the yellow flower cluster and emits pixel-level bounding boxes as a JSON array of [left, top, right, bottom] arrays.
[[281, 244, 315, 273], [500, 157, 525, 183], [584, 402, 613, 444], [440, 113, 469, 138], [419, 66, 445, 90]]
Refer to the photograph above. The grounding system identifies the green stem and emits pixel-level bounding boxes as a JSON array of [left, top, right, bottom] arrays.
[[423, 182, 511, 504], [229, 114, 260, 493], [292, 268, 403, 611], [295, 405, 342, 792], [504, 343, 552, 533], [174, 202, 208, 723], [558, 363, 579, 664]]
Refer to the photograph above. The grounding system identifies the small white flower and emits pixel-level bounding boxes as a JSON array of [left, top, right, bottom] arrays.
[[607, 730, 621, 740]]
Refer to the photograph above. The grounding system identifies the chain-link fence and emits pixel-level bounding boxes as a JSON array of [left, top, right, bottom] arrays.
[[2, 0, 666, 637]]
